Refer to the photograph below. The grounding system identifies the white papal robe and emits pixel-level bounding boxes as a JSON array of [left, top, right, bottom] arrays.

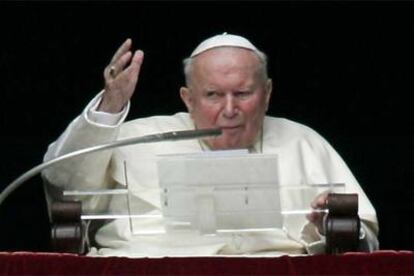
[[43, 93, 379, 257]]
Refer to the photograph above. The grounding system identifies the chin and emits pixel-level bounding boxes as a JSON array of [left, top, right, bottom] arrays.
[[210, 140, 249, 151]]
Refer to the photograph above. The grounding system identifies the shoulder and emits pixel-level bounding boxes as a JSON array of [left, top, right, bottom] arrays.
[[263, 116, 331, 149], [119, 112, 193, 138], [264, 116, 324, 139]]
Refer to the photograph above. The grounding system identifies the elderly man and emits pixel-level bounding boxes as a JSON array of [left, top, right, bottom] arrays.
[[43, 33, 379, 256]]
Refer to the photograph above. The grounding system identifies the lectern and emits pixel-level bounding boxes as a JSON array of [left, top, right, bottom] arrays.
[[49, 151, 360, 255]]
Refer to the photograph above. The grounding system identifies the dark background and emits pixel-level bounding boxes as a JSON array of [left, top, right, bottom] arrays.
[[0, 1, 413, 252]]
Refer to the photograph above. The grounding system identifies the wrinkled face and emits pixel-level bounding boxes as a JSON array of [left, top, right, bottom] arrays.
[[180, 47, 272, 150]]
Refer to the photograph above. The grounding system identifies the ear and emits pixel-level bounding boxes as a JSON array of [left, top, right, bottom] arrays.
[[265, 79, 273, 111], [180, 86, 193, 113]]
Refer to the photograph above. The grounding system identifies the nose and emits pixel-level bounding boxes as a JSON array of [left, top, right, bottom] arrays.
[[223, 95, 238, 118]]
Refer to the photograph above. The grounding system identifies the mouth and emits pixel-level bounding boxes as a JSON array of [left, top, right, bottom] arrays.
[[220, 125, 242, 133], [220, 125, 241, 130]]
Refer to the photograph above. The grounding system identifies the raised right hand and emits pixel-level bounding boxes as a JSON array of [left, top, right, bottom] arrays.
[[98, 39, 144, 113]]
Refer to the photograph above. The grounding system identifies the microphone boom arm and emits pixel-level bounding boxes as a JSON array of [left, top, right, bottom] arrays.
[[0, 128, 222, 206]]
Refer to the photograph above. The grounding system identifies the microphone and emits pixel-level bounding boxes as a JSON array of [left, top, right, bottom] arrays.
[[0, 128, 222, 206]]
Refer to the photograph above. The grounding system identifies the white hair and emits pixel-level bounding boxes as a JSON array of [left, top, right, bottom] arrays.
[[182, 47, 269, 87]]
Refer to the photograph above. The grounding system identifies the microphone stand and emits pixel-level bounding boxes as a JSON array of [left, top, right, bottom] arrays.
[[0, 128, 222, 206]]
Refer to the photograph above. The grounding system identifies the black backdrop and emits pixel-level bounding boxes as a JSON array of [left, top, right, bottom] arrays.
[[0, 1, 413, 252]]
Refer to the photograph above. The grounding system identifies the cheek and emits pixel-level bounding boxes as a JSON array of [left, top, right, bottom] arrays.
[[192, 103, 222, 127], [243, 98, 267, 121]]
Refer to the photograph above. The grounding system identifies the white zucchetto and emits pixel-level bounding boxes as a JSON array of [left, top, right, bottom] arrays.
[[190, 32, 259, 57]]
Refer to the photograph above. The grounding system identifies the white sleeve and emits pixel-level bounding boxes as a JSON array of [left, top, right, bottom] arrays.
[[87, 91, 130, 127], [297, 132, 379, 254], [42, 91, 129, 191]]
